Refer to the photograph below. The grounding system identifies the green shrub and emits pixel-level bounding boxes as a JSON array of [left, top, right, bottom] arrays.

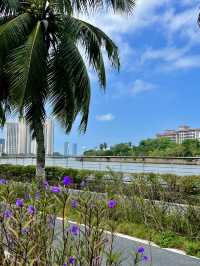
[[186, 242, 200, 257], [0, 180, 148, 266]]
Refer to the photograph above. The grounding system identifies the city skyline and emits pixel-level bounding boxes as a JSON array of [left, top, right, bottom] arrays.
[[3, 119, 54, 155]]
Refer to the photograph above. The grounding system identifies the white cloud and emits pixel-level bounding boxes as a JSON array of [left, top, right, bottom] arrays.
[[78, 0, 200, 73], [79, 0, 200, 46], [131, 79, 157, 95], [141, 46, 189, 63], [172, 55, 200, 69], [161, 6, 200, 44], [79, 0, 169, 36], [95, 113, 115, 121], [141, 45, 200, 71]]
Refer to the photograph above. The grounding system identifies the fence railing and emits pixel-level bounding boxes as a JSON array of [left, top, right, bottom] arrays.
[[1, 155, 200, 176]]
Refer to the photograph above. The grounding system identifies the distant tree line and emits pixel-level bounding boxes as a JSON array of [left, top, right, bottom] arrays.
[[84, 138, 200, 157]]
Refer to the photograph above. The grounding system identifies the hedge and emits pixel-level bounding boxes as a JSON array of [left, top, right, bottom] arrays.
[[0, 164, 200, 198], [0, 164, 106, 184]]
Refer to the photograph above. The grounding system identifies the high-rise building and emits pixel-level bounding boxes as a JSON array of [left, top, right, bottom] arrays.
[[18, 118, 32, 154], [157, 125, 200, 144], [0, 138, 5, 154], [72, 143, 78, 156], [5, 119, 54, 155], [5, 122, 19, 154], [64, 142, 69, 156], [44, 119, 54, 155], [31, 139, 37, 155]]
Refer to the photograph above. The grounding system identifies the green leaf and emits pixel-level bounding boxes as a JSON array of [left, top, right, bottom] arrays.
[[49, 0, 72, 15], [0, 0, 19, 15], [72, 0, 135, 14], [49, 33, 91, 133], [62, 16, 120, 88], [0, 13, 34, 58], [5, 21, 48, 137]]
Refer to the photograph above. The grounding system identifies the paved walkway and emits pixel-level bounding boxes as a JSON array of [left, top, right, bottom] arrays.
[[112, 233, 200, 266], [56, 219, 200, 266]]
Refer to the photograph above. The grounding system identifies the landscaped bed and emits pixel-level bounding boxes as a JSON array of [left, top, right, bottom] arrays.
[[0, 177, 150, 265], [0, 165, 200, 260]]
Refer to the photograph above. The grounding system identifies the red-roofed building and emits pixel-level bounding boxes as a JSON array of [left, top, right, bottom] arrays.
[[156, 125, 200, 144]]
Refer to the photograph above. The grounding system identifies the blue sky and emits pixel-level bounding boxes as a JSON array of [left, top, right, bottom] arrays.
[[1, 0, 200, 154]]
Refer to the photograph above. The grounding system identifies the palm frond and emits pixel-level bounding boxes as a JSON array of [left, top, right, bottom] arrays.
[[0, 0, 19, 16], [5, 21, 48, 135], [0, 14, 15, 25], [63, 16, 120, 88], [72, 0, 135, 14], [0, 13, 34, 58], [0, 100, 11, 127], [49, 0, 72, 15], [49, 55, 76, 133], [0, 71, 10, 127], [49, 34, 91, 132]]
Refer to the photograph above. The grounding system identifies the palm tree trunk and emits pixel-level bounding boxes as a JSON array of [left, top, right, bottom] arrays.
[[35, 123, 45, 184]]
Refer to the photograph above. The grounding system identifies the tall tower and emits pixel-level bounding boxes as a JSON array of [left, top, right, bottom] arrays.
[[18, 118, 33, 155], [44, 119, 54, 155], [64, 142, 69, 156], [31, 139, 37, 155], [5, 122, 19, 155], [18, 119, 27, 154], [72, 143, 78, 156], [0, 138, 5, 154]]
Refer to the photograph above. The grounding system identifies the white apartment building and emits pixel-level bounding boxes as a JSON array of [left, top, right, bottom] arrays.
[[5, 122, 19, 154], [44, 119, 54, 155], [0, 138, 5, 154], [157, 125, 200, 144], [64, 142, 69, 156], [72, 143, 78, 155], [18, 119, 33, 154], [5, 119, 54, 155]]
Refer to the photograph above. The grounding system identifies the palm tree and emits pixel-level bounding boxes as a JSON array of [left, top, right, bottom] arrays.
[[99, 144, 104, 151], [103, 142, 107, 150], [0, 0, 135, 183]]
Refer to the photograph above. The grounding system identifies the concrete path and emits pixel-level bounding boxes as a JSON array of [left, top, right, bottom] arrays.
[[112, 233, 200, 266], [56, 219, 200, 266]]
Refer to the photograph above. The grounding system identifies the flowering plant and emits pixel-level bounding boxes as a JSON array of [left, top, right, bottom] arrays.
[[0, 177, 149, 265]]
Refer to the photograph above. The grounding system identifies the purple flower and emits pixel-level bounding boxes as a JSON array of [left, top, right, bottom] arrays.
[[0, 178, 7, 185], [3, 210, 12, 218], [27, 205, 36, 215], [137, 246, 145, 254], [70, 225, 79, 236], [63, 176, 73, 186], [35, 191, 40, 200], [21, 227, 29, 234], [142, 255, 149, 261], [108, 199, 117, 209], [69, 256, 75, 264], [71, 200, 78, 209], [43, 180, 49, 189], [24, 193, 30, 200], [80, 180, 85, 188], [63, 264, 67, 266], [51, 186, 61, 193], [16, 198, 24, 208]]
